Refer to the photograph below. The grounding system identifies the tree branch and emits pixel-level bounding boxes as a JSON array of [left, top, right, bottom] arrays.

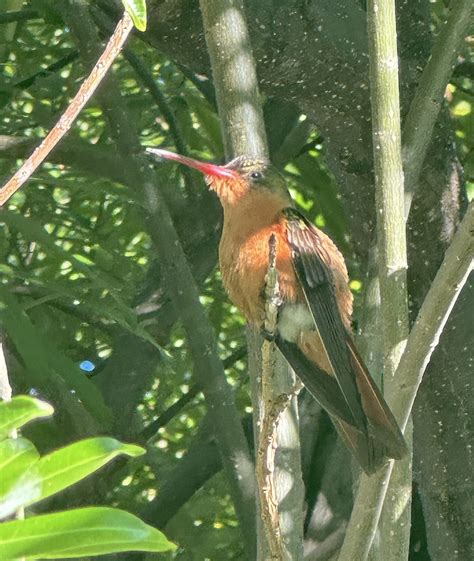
[[367, 0, 409, 386], [198, 0, 267, 159], [199, 1, 304, 558], [0, 12, 134, 206], [389, 202, 473, 430], [256, 235, 300, 560], [365, 2, 411, 560], [403, 0, 473, 216], [338, 201, 474, 561]]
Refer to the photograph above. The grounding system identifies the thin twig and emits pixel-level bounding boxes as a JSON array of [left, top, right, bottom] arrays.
[[14, 50, 79, 90], [0, 12, 134, 206], [256, 235, 289, 560], [338, 202, 474, 561]]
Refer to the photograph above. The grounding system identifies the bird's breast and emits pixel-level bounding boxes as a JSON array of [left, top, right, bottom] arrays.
[[219, 218, 301, 325]]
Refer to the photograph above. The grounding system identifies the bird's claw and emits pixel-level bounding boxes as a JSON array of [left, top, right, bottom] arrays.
[[261, 328, 277, 342]]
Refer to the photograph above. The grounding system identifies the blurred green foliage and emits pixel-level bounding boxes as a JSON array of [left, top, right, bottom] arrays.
[[0, 1, 471, 559]]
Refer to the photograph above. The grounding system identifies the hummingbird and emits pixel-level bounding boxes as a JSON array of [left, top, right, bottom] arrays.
[[147, 148, 408, 474]]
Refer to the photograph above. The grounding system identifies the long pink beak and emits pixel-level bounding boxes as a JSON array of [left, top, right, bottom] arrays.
[[147, 148, 237, 180]]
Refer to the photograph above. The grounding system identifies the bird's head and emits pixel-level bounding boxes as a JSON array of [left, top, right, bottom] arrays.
[[147, 148, 289, 207]]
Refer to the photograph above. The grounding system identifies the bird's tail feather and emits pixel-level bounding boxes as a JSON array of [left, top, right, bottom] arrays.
[[276, 333, 408, 474], [275, 336, 355, 425], [331, 417, 390, 475], [345, 336, 408, 465]]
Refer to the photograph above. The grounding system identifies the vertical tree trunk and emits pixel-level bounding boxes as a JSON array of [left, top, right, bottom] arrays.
[[366, 1, 411, 559], [199, 1, 304, 558]]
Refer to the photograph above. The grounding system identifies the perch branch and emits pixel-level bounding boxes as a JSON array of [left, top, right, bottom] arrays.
[[0, 12, 133, 206], [256, 235, 290, 560]]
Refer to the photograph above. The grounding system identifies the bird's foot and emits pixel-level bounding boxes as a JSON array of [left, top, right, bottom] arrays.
[[261, 328, 277, 342]]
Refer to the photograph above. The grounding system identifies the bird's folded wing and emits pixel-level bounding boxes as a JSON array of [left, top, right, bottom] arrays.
[[282, 207, 366, 431], [275, 336, 356, 425]]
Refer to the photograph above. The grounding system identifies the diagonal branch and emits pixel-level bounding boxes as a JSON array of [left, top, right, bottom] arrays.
[[338, 201, 474, 561], [0, 12, 134, 206], [402, 0, 473, 216]]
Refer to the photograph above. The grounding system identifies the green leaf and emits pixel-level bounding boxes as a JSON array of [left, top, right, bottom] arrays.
[[34, 438, 145, 504], [0, 438, 41, 520], [0, 397, 53, 440], [0, 507, 176, 559], [122, 0, 147, 31]]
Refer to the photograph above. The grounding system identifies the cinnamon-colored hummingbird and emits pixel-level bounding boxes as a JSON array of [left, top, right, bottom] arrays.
[[147, 148, 407, 474]]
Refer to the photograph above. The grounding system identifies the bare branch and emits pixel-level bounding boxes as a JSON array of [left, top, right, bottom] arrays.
[[0, 12, 134, 206], [256, 235, 293, 560]]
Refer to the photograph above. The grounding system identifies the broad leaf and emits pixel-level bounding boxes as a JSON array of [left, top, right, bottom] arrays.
[[35, 437, 145, 504], [0, 507, 176, 559], [122, 0, 147, 31], [0, 397, 53, 440], [0, 438, 41, 520]]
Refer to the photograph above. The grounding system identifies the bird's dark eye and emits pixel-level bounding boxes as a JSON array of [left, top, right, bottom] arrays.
[[250, 171, 262, 180]]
